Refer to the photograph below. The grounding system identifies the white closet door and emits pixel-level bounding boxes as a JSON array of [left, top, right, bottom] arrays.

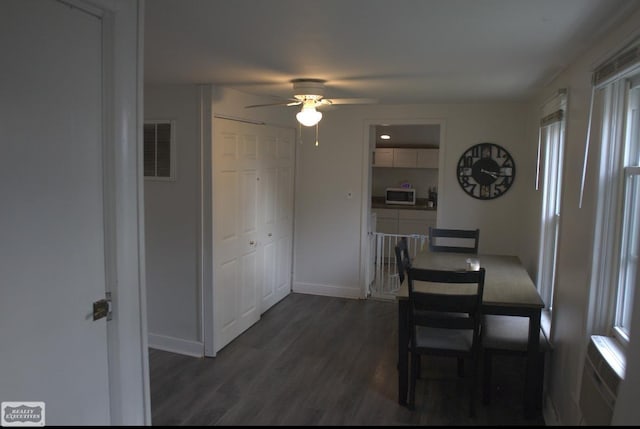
[[260, 134, 280, 310], [212, 119, 295, 351], [213, 119, 261, 352], [273, 128, 295, 306], [260, 127, 295, 312]]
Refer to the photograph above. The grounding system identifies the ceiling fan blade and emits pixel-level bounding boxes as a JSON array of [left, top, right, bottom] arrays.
[[245, 99, 301, 108], [326, 98, 378, 105], [317, 104, 337, 111]]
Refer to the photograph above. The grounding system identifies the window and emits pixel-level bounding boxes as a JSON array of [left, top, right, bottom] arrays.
[[537, 90, 567, 318], [588, 46, 640, 349], [144, 120, 175, 179], [616, 81, 640, 342]]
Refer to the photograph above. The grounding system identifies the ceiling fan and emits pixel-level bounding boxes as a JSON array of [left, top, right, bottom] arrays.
[[245, 78, 377, 127]]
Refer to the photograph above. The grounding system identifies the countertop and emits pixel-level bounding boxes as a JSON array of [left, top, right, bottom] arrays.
[[371, 196, 437, 211]]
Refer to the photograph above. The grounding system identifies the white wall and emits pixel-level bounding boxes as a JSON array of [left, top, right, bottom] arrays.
[[293, 103, 528, 299], [520, 6, 640, 426], [144, 85, 203, 354], [144, 84, 294, 356]]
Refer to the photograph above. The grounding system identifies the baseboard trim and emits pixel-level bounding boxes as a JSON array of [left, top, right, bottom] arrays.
[[148, 333, 204, 358], [293, 281, 363, 299]]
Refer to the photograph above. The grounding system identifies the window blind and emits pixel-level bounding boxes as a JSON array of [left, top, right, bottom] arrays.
[[536, 89, 567, 190], [540, 110, 564, 127], [593, 44, 640, 88], [580, 39, 640, 207]]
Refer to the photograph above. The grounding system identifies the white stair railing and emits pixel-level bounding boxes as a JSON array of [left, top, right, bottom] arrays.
[[371, 232, 428, 299]]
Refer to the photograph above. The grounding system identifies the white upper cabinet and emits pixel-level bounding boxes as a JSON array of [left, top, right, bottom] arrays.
[[416, 148, 439, 168], [373, 148, 394, 167], [373, 147, 439, 169], [393, 148, 418, 167]]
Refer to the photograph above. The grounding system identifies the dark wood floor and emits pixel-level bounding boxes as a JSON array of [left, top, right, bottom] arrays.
[[149, 293, 546, 426]]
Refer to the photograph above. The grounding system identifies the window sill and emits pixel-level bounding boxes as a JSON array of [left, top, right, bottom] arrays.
[[541, 309, 553, 348], [590, 335, 626, 381]]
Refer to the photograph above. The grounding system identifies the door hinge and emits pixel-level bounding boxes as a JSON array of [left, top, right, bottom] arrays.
[[93, 292, 112, 321]]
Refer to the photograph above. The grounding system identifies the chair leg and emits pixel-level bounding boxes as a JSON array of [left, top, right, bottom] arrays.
[[482, 350, 492, 405], [469, 357, 478, 418], [408, 352, 419, 410]]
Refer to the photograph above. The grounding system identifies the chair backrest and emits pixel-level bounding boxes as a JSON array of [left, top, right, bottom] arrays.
[[394, 237, 411, 284], [407, 266, 485, 333], [428, 227, 480, 254]]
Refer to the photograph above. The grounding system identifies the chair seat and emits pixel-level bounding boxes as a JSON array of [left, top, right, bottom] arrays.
[[482, 315, 551, 415], [415, 326, 473, 352], [407, 266, 485, 416], [482, 315, 550, 352]]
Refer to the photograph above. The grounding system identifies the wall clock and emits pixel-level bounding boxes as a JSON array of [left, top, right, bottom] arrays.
[[456, 142, 515, 200]]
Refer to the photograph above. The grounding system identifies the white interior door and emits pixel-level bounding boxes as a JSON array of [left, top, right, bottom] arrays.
[[260, 135, 279, 311], [260, 127, 295, 312], [212, 119, 295, 352], [0, 0, 111, 424], [213, 119, 262, 351]]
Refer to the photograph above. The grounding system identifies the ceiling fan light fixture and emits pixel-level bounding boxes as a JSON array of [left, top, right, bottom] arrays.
[[296, 104, 322, 127]]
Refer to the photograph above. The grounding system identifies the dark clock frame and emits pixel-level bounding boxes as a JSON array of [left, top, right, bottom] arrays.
[[456, 142, 515, 200]]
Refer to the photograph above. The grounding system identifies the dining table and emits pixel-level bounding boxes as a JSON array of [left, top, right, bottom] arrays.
[[394, 249, 545, 419]]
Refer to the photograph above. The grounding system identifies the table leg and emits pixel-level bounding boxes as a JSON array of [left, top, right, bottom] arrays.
[[398, 300, 408, 405], [524, 309, 541, 419]]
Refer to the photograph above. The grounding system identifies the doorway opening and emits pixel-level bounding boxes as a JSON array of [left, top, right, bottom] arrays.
[[361, 119, 445, 298]]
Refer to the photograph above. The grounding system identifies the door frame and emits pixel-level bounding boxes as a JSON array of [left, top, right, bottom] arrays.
[[360, 118, 446, 297], [75, 0, 150, 424]]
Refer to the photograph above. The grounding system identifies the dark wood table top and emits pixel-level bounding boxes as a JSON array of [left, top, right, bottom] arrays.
[[394, 251, 544, 310]]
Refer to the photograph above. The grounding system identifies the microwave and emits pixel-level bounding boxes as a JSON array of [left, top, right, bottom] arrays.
[[385, 187, 416, 205]]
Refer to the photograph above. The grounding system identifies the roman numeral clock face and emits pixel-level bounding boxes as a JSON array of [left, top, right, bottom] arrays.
[[457, 143, 515, 200]]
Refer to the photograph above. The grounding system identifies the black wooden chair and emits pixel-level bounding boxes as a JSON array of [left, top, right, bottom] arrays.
[[406, 266, 486, 417], [428, 227, 480, 254], [481, 314, 551, 415], [394, 237, 411, 284]]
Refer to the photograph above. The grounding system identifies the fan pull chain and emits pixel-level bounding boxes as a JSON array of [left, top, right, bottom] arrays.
[[298, 123, 303, 144], [315, 123, 319, 146]]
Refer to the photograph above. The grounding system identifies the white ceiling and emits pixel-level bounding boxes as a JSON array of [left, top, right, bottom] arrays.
[[144, 0, 640, 104]]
